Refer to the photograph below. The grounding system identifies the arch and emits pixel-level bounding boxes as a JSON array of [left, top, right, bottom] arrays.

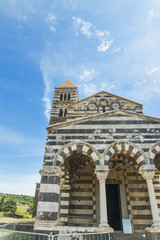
[[98, 97, 109, 106], [64, 109, 67, 117], [110, 100, 121, 110], [87, 101, 98, 111], [102, 141, 147, 169], [149, 141, 160, 165], [59, 109, 63, 117], [54, 141, 100, 167], [68, 93, 70, 100], [64, 94, 67, 101], [60, 93, 63, 101]]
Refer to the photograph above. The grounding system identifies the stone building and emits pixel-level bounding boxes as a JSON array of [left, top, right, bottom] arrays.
[[34, 80, 160, 233]]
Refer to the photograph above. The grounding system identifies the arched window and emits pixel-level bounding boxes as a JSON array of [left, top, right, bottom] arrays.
[[68, 94, 70, 100], [60, 94, 63, 101], [64, 109, 67, 117], [64, 94, 67, 101], [103, 106, 105, 113], [59, 109, 63, 117]]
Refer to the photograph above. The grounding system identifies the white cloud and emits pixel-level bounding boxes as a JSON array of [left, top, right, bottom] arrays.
[[79, 81, 114, 96], [72, 17, 113, 52], [82, 83, 97, 95], [17, 14, 27, 22], [40, 56, 54, 121], [46, 12, 57, 32], [101, 82, 114, 91], [42, 96, 51, 121], [146, 67, 159, 75], [149, 9, 154, 17], [72, 17, 92, 37], [112, 47, 121, 53], [0, 174, 40, 196], [97, 39, 113, 52], [79, 69, 95, 82], [50, 26, 56, 32]]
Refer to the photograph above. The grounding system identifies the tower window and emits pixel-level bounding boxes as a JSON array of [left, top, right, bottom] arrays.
[[68, 94, 70, 100], [60, 94, 63, 101], [103, 106, 105, 113], [64, 109, 67, 117], [59, 109, 63, 117], [64, 94, 67, 101]]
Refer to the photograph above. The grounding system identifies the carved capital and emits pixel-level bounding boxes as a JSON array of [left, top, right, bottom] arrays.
[[40, 168, 63, 177], [95, 170, 110, 181], [139, 170, 155, 181]]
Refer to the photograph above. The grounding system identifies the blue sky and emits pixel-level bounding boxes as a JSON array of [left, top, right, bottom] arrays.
[[0, 0, 160, 196]]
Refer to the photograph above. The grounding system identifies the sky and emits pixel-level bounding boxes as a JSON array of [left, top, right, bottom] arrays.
[[0, 0, 160, 196]]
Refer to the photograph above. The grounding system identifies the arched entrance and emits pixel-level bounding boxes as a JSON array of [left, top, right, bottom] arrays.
[[103, 142, 151, 232], [54, 142, 100, 227], [149, 141, 160, 216]]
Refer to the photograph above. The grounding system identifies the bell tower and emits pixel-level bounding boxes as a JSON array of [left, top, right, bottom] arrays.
[[49, 80, 78, 124]]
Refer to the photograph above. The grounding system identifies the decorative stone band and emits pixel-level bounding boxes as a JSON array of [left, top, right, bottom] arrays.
[[54, 142, 100, 167], [40, 168, 63, 177], [149, 141, 160, 165], [103, 142, 146, 168]]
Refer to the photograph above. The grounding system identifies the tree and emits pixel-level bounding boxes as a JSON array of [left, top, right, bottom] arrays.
[[2, 198, 17, 214], [27, 205, 33, 215], [0, 197, 5, 212]]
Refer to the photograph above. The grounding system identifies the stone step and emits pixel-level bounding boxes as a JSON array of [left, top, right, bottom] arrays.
[[110, 233, 146, 240]]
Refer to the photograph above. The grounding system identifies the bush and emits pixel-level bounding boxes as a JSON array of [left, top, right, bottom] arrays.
[[2, 198, 17, 214], [0, 197, 5, 212]]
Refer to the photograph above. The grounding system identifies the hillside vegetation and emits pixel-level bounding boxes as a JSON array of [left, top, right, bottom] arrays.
[[0, 193, 34, 219]]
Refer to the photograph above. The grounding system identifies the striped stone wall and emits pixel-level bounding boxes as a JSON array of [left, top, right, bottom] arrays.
[[36, 174, 60, 221], [59, 158, 97, 227], [154, 170, 160, 215], [50, 86, 78, 124], [33, 183, 40, 217], [125, 168, 152, 232], [44, 114, 160, 168], [60, 167, 70, 225], [68, 165, 96, 227], [36, 112, 160, 232]]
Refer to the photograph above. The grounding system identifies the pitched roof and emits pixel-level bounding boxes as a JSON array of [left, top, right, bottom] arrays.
[[57, 80, 76, 88], [68, 90, 142, 107]]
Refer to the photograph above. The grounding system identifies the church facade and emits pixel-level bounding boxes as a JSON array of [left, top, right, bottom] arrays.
[[34, 80, 160, 233]]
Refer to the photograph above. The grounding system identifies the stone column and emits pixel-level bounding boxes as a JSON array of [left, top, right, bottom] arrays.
[[95, 166, 110, 228], [140, 169, 160, 228]]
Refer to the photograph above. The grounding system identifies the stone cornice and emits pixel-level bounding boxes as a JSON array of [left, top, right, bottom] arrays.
[[47, 110, 160, 133], [40, 168, 63, 177]]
